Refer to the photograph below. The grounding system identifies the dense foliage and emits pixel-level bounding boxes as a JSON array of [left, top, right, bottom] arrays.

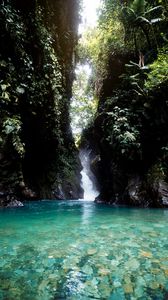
[[0, 0, 82, 204], [0, 0, 168, 206], [81, 0, 168, 206], [70, 64, 98, 142]]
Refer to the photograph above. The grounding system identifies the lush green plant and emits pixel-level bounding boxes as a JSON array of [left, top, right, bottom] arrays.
[[147, 161, 166, 184], [145, 45, 168, 89], [2, 117, 24, 157], [0, 0, 80, 196], [78, 0, 125, 82], [70, 64, 98, 135], [103, 105, 141, 159], [121, 0, 163, 51]]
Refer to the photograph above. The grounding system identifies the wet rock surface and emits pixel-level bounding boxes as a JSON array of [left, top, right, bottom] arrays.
[[6, 199, 24, 208], [155, 180, 168, 206], [127, 177, 168, 208]]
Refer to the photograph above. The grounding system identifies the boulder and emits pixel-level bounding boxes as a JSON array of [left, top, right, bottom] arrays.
[[7, 199, 24, 207], [127, 176, 146, 206], [127, 175, 168, 207], [152, 180, 168, 207]]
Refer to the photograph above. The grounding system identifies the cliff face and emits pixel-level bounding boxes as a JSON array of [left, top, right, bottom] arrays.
[[0, 0, 82, 205], [85, 51, 168, 207]]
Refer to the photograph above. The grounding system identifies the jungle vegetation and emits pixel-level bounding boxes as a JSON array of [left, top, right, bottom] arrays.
[[78, 0, 168, 205], [0, 0, 168, 206]]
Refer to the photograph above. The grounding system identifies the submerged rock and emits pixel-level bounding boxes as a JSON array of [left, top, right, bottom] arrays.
[[87, 249, 97, 255], [82, 265, 93, 275], [125, 258, 140, 270], [141, 251, 152, 258], [123, 282, 133, 294]]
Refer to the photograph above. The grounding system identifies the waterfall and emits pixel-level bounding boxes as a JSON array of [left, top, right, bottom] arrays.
[[80, 149, 99, 201]]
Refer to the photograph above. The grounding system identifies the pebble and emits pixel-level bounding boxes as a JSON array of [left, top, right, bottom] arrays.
[[87, 248, 97, 255], [125, 258, 140, 270], [164, 269, 168, 276], [111, 260, 119, 267], [113, 280, 122, 288], [151, 268, 160, 274], [134, 286, 144, 298], [98, 268, 111, 275], [149, 281, 160, 289], [123, 283, 133, 294], [141, 251, 152, 258], [110, 290, 125, 300], [136, 276, 146, 287], [82, 265, 93, 275]]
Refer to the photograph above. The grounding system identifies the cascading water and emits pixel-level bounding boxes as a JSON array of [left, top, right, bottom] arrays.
[[80, 149, 99, 201], [69, 1, 101, 201]]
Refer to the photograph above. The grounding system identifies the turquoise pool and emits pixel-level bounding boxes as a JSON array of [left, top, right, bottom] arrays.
[[0, 200, 168, 299]]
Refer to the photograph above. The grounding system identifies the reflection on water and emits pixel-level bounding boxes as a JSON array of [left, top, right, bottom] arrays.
[[0, 201, 168, 299], [81, 201, 95, 225]]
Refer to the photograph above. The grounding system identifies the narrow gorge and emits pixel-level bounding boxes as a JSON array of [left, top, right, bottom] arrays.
[[1, 1, 168, 299], [0, 0, 168, 208]]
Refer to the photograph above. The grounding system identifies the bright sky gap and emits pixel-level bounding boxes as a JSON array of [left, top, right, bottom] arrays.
[[71, 0, 102, 135], [78, 0, 102, 33]]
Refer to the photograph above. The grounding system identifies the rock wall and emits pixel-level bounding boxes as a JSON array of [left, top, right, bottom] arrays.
[[85, 52, 168, 207], [0, 0, 82, 206]]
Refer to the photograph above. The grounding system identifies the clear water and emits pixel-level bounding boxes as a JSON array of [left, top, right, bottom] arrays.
[[0, 201, 168, 300]]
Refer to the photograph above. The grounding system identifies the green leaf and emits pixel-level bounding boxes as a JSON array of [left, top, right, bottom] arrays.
[[2, 91, 10, 100], [1, 84, 7, 91]]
